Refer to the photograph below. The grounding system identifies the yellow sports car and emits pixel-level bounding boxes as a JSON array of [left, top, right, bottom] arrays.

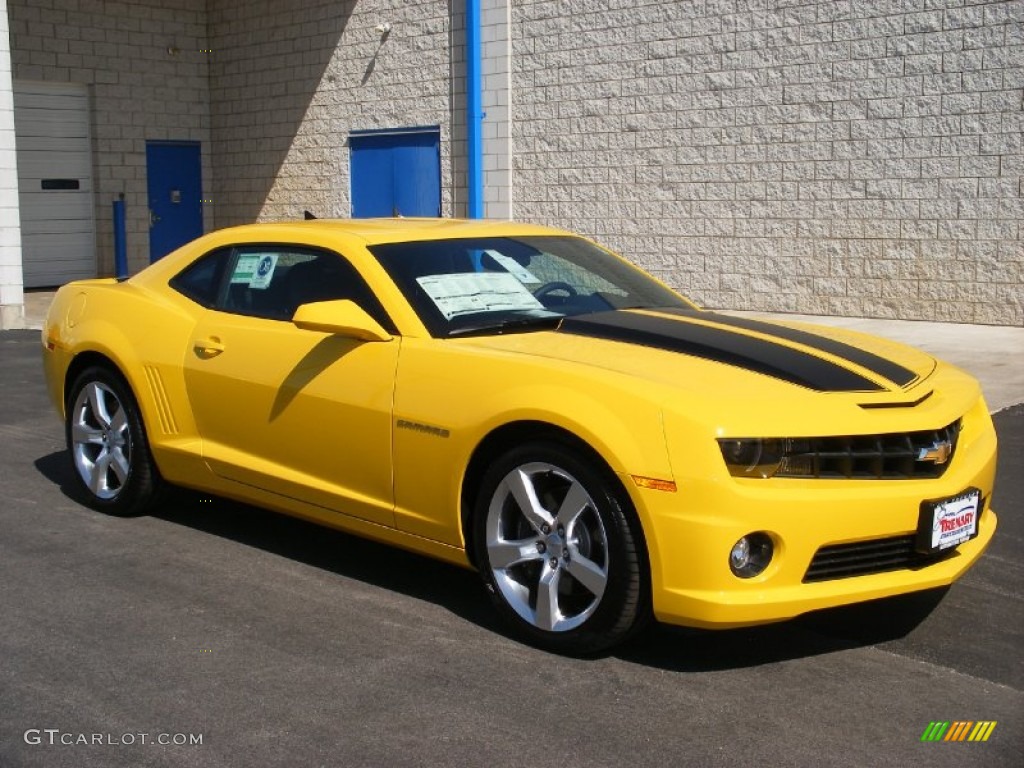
[[41, 219, 998, 653]]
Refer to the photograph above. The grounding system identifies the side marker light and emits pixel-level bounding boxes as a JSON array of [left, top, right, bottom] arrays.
[[631, 475, 677, 493]]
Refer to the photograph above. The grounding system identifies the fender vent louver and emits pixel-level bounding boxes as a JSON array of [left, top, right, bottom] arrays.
[[143, 366, 179, 435]]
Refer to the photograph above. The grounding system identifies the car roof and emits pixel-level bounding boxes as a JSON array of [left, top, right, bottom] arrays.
[[215, 218, 571, 246]]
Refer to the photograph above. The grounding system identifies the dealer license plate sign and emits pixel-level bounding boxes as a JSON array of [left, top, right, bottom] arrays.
[[916, 488, 981, 554]]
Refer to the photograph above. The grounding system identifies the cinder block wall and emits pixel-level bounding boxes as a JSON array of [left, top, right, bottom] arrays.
[[8, 0, 211, 277], [208, 0, 467, 226], [512, 0, 1023, 325], [481, 0, 512, 219]]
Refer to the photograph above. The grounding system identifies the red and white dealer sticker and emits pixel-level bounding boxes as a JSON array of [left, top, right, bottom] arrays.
[[917, 488, 982, 554]]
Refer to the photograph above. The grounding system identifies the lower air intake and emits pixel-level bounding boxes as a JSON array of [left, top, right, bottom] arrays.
[[803, 535, 954, 582]]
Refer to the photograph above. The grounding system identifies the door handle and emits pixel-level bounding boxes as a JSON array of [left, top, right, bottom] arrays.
[[150, 209, 160, 227], [193, 337, 225, 358]]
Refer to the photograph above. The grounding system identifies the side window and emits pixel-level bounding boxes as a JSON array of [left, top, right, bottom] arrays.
[[221, 248, 314, 321], [174, 245, 395, 331], [169, 247, 231, 307]]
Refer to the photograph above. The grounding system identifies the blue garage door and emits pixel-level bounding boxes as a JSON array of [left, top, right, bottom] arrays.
[[350, 128, 441, 218]]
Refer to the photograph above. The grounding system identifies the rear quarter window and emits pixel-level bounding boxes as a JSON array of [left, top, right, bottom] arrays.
[[169, 248, 231, 307]]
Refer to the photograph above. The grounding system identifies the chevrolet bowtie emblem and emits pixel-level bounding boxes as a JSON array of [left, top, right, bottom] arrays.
[[917, 440, 953, 465]]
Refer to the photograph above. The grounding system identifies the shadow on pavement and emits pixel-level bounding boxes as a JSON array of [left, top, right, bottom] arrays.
[[618, 588, 948, 671], [34, 448, 495, 631], [34, 449, 83, 502], [159, 486, 496, 630], [34, 448, 948, 669]]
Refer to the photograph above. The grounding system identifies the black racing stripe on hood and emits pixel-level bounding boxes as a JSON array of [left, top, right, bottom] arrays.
[[558, 311, 884, 392], [655, 308, 918, 387]]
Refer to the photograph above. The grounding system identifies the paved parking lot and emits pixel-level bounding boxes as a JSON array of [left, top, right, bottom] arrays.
[[1, 328, 1021, 767]]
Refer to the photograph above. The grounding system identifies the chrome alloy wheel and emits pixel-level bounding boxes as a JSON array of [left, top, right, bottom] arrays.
[[70, 381, 132, 500], [485, 461, 610, 633]]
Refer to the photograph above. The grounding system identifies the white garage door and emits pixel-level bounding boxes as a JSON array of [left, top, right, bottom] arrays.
[[14, 81, 96, 288]]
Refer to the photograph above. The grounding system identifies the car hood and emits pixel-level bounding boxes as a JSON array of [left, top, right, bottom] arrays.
[[455, 309, 940, 405]]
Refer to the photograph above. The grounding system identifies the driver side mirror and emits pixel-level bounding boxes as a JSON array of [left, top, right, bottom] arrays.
[[292, 300, 393, 342]]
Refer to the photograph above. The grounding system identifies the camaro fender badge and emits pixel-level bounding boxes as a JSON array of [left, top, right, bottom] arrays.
[[396, 419, 450, 439], [917, 439, 953, 465]]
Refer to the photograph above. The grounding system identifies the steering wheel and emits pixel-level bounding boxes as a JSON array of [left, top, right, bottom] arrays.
[[533, 281, 578, 299]]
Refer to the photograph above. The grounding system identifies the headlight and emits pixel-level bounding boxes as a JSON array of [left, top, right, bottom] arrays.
[[718, 438, 787, 478]]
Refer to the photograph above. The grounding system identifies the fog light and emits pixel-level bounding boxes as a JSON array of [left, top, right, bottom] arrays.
[[729, 532, 774, 578]]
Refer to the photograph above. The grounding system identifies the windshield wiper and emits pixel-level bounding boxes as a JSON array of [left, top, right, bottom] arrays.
[[448, 314, 563, 337]]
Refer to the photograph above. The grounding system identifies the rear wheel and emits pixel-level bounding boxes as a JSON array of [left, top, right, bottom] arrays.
[[473, 441, 647, 654], [66, 366, 162, 516]]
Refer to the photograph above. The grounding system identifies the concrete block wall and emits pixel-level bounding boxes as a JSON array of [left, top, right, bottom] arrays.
[[8, 0, 211, 278], [209, 0, 466, 226], [481, 0, 512, 219], [512, 0, 1023, 325], [0, 0, 24, 329]]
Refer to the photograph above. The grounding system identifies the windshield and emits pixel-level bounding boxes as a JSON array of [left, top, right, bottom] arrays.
[[369, 236, 693, 337]]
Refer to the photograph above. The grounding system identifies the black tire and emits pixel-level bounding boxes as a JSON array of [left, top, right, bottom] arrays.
[[65, 365, 162, 516], [472, 440, 648, 654]]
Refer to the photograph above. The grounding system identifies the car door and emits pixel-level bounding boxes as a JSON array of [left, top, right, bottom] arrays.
[[180, 245, 400, 527]]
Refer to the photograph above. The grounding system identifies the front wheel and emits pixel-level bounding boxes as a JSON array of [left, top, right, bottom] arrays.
[[66, 366, 162, 516], [473, 441, 648, 654]]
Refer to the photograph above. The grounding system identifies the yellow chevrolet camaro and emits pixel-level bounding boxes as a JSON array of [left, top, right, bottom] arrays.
[[42, 219, 997, 653]]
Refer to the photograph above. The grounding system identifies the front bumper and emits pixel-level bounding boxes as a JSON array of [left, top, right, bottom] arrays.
[[646, 509, 995, 628], [633, 397, 998, 629]]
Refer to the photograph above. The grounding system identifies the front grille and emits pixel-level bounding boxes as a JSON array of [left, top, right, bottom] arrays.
[[781, 420, 961, 479], [803, 535, 954, 582]]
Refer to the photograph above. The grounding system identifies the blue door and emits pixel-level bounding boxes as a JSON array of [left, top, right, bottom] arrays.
[[350, 128, 441, 218], [146, 141, 203, 262]]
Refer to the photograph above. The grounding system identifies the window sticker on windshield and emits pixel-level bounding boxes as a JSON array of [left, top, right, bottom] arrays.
[[416, 272, 544, 320], [248, 253, 279, 290], [230, 254, 261, 284], [485, 250, 541, 284]]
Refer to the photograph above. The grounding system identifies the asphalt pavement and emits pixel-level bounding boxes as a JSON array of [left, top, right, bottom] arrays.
[[0, 326, 1021, 767]]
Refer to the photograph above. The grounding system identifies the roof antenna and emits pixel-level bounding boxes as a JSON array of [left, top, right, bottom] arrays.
[[303, 210, 317, 220]]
